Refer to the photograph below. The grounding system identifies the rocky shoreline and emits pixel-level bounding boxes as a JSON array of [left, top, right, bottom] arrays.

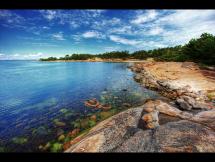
[[130, 62, 215, 111], [65, 61, 215, 152]]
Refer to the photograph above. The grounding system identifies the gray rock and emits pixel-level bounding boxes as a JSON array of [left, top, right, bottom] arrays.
[[66, 100, 215, 153], [115, 120, 215, 152], [176, 98, 192, 110]]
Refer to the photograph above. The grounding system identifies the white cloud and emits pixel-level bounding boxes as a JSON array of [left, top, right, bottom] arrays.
[[109, 35, 141, 46], [42, 26, 50, 29], [131, 10, 158, 25], [82, 31, 105, 39], [1, 52, 44, 60], [69, 21, 79, 28], [91, 17, 121, 30], [0, 10, 25, 24], [108, 26, 134, 35], [42, 10, 57, 21], [86, 10, 106, 17], [155, 10, 215, 46], [52, 32, 65, 40], [147, 26, 164, 35]]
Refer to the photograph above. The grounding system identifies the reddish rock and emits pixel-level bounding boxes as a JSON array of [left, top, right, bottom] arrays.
[[68, 128, 80, 137], [90, 115, 97, 121]]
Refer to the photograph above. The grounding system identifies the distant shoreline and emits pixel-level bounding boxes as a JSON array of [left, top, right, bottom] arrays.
[[39, 59, 147, 63]]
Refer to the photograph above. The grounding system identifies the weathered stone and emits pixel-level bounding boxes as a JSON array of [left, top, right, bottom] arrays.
[[122, 103, 132, 107], [65, 100, 215, 153], [176, 98, 192, 110], [114, 120, 215, 152], [134, 75, 142, 82], [191, 109, 215, 129], [155, 100, 182, 117], [90, 115, 97, 122], [65, 107, 144, 152]]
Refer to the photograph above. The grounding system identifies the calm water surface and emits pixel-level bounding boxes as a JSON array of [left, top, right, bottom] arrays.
[[0, 61, 160, 152]]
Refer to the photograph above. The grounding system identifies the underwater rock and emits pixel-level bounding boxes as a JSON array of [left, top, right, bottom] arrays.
[[60, 108, 69, 114], [56, 129, 64, 136], [68, 128, 80, 138], [58, 134, 65, 142], [122, 103, 132, 108], [12, 137, 28, 144], [32, 126, 49, 135], [84, 98, 100, 108], [53, 119, 66, 127], [44, 142, 51, 150], [100, 104, 112, 111], [88, 120, 96, 127], [50, 143, 63, 152], [102, 91, 108, 94], [90, 115, 97, 121], [0, 147, 5, 152]]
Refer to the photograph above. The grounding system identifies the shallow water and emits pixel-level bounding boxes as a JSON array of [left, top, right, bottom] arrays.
[[0, 61, 160, 152]]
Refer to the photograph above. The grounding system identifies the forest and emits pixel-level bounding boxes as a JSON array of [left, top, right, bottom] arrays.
[[40, 33, 215, 65]]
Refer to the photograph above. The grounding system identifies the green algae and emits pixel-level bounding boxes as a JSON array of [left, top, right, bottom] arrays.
[[88, 120, 96, 127], [58, 134, 65, 142], [0, 147, 5, 152], [32, 126, 50, 136], [12, 137, 28, 144], [50, 143, 63, 152], [59, 108, 69, 114], [53, 119, 66, 127]]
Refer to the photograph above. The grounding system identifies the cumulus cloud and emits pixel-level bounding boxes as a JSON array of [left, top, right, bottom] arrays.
[[147, 26, 164, 35], [0, 10, 25, 25], [52, 32, 65, 40], [109, 35, 141, 46], [41, 10, 57, 21], [154, 10, 215, 45], [82, 31, 105, 39], [86, 10, 106, 17], [131, 10, 158, 25]]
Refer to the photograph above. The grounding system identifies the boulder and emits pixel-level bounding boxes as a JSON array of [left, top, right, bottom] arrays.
[[65, 107, 144, 152], [176, 98, 192, 110], [134, 75, 142, 82], [114, 120, 215, 152], [65, 100, 215, 153]]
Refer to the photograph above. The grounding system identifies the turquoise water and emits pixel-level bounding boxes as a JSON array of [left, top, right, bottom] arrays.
[[0, 61, 159, 152]]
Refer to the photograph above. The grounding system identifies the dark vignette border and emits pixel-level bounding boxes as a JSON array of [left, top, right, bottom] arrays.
[[0, 0, 215, 161], [0, 0, 215, 9]]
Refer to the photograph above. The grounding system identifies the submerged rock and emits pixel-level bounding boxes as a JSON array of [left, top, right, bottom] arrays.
[[12, 137, 28, 145], [58, 134, 65, 142], [53, 119, 66, 127]]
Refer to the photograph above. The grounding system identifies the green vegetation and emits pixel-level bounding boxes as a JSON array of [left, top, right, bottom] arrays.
[[97, 51, 130, 59], [40, 33, 215, 66], [50, 142, 63, 152], [40, 57, 57, 61], [182, 33, 215, 65]]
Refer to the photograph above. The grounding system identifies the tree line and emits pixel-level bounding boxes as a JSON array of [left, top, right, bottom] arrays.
[[40, 33, 215, 65]]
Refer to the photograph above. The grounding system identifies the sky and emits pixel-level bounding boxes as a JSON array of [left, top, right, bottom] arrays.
[[0, 9, 215, 60]]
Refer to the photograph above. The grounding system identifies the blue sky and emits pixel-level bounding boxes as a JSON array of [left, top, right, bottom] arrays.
[[0, 10, 215, 60]]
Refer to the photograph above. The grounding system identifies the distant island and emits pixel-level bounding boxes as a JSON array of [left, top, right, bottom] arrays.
[[40, 33, 215, 66]]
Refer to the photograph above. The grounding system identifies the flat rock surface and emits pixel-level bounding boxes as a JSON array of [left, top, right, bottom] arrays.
[[137, 62, 215, 93], [65, 107, 144, 152], [66, 100, 215, 152]]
